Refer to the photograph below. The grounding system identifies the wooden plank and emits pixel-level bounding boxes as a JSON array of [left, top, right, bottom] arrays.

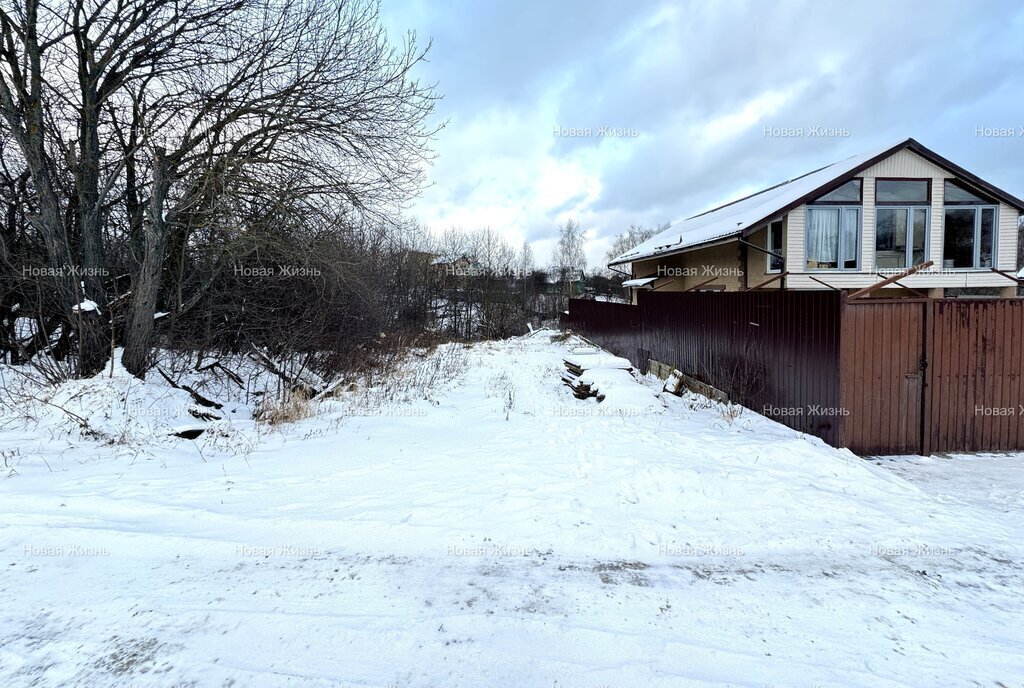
[[744, 271, 788, 291], [847, 261, 934, 299]]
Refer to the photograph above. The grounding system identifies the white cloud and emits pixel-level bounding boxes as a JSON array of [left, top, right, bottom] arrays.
[[385, 0, 1024, 272]]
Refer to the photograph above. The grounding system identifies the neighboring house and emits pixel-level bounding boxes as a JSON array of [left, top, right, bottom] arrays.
[[611, 138, 1024, 300], [429, 254, 474, 279]]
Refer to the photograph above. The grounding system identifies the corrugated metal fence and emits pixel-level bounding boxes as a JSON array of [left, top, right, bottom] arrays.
[[563, 292, 1024, 456]]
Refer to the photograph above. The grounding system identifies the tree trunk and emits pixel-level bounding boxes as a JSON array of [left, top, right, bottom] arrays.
[[76, 92, 106, 301], [123, 148, 172, 378]]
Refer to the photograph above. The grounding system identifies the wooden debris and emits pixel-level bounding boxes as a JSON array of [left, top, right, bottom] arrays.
[[663, 369, 685, 396], [561, 352, 630, 401]]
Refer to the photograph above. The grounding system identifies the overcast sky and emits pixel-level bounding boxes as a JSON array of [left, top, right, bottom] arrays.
[[382, 0, 1024, 269]]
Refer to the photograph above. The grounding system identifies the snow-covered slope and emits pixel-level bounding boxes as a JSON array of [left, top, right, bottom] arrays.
[[1, 332, 1022, 687]]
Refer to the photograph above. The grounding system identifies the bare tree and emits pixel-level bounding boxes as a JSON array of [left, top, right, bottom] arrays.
[[602, 222, 667, 277], [550, 218, 586, 306], [0, 0, 440, 377]]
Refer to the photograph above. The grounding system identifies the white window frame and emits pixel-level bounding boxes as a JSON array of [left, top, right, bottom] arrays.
[[805, 206, 861, 272], [941, 205, 998, 270], [874, 206, 930, 271]]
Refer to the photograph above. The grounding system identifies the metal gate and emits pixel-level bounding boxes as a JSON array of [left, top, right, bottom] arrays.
[[923, 299, 1024, 454], [840, 300, 926, 455]]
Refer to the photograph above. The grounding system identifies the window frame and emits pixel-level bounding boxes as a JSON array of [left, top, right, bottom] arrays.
[[874, 177, 932, 206], [765, 220, 784, 274], [874, 206, 929, 271], [810, 178, 863, 205], [943, 178, 997, 206], [805, 205, 862, 272], [941, 205, 998, 271]]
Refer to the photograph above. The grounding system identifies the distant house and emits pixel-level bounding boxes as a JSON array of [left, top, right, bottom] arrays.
[[611, 138, 1024, 299], [429, 254, 474, 278]]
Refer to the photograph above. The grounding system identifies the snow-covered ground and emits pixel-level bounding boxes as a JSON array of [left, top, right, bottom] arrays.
[[1, 332, 1022, 687]]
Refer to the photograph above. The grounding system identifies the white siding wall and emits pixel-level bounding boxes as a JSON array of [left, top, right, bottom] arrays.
[[998, 202, 1018, 271], [785, 205, 805, 272], [787, 148, 1022, 290], [861, 177, 876, 271]]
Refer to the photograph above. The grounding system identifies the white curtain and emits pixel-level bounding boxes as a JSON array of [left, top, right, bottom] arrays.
[[807, 208, 839, 264]]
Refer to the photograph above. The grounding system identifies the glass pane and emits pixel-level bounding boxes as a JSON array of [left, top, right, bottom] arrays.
[[875, 208, 906, 269], [770, 221, 784, 251], [841, 208, 859, 269], [943, 208, 975, 268], [806, 208, 839, 269], [944, 180, 994, 205], [814, 179, 861, 203], [768, 221, 784, 271], [980, 208, 995, 268], [876, 179, 929, 204], [912, 208, 927, 266]]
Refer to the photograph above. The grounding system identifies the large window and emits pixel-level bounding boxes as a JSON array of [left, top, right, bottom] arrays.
[[805, 179, 861, 270], [876, 208, 928, 269], [806, 207, 860, 270], [943, 207, 996, 269], [942, 180, 997, 269], [766, 220, 784, 273], [874, 178, 930, 270], [876, 179, 930, 204]]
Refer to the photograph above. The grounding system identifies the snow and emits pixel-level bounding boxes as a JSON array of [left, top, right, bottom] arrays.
[[577, 367, 663, 415], [70, 299, 100, 314], [610, 139, 910, 265], [621, 276, 657, 287], [563, 351, 632, 370], [1, 330, 1023, 687]]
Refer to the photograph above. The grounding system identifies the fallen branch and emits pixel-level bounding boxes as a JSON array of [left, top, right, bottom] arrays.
[[156, 367, 224, 409]]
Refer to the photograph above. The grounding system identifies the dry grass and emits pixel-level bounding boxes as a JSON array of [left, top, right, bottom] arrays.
[[254, 394, 314, 426]]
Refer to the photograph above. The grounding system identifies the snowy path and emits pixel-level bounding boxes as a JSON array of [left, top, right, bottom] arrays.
[[1, 333, 1022, 687]]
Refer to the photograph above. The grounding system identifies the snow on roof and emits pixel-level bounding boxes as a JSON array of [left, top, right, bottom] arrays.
[[609, 140, 908, 266], [622, 276, 658, 288]]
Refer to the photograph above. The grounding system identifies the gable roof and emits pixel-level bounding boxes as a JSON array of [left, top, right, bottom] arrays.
[[609, 138, 1024, 267]]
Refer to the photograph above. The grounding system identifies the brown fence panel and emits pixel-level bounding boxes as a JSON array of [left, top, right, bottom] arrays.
[[924, 299, 1024, 454], [560, 299, 644, 363], [839, 301, 926, 455]]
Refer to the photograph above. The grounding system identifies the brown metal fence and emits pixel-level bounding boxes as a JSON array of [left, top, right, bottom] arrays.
[[564, 291, 845, 445], [563, 293, 1024, 456]]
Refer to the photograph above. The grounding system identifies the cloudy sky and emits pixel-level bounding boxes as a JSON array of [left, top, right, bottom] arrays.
[[382, 0, 1024, 269]]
